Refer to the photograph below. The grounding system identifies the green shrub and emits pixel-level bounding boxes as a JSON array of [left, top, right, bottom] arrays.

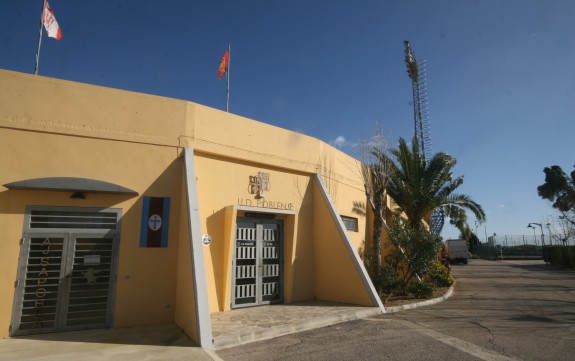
[[386, 217, 443, 288], [407, 281, 433, 299], [543, 246, 575, 268], [428, 261, 454, 287], [563, 247, 575, 268], [376, 265, 400, 294], [543, 246, 561, 265], [394, 280, 408, 296]]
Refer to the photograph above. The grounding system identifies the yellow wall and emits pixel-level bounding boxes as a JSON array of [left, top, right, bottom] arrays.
[[312, 180, 374, 306], [0, 69, 377, 340], [194, 154, 317, 312], [0, 129, 184, 330], [0, 70, 189, 339], [174, 175, 198, 343]]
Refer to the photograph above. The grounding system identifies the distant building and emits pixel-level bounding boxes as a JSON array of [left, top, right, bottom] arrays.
[[0, 70, 384, 347]]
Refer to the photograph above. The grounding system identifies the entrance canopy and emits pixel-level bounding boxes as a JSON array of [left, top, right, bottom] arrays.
[[4, 177, 138, 197]]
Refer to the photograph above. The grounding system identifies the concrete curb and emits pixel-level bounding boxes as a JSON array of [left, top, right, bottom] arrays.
[[384, 285, 454, 313]]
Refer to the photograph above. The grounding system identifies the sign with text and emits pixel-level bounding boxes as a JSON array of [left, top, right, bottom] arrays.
[[239, 171, 296, 211]]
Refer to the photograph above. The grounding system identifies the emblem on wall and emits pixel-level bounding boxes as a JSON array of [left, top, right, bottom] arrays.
[[139, 196, 171, 248], [248, 172, 270, 198]]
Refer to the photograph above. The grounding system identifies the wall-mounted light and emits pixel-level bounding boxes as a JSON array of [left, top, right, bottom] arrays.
[[71, 192, 86, 199]]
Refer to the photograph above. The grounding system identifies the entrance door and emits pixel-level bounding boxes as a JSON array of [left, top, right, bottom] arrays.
[[10, 207, 121, 336], [232, 218, 283, 308]]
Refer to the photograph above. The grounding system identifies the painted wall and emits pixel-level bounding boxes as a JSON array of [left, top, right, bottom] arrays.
[[0, 70, 188, 338], [0, 69, 378, 340], [0, 129, 184, 333], [174, 175, 198, 343], [194, 154, 316, 312], [312, 179, 375, 306]]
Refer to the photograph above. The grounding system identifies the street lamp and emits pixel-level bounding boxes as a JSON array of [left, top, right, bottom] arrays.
[[528, 225, 537, 246], [527, 222, 545, 247]]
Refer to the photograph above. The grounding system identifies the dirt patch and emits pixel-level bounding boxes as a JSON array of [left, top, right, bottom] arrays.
[[381, 287, 450, 307]]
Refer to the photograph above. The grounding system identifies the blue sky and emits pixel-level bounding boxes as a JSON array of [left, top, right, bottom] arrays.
[[2, 0, 574, 240]]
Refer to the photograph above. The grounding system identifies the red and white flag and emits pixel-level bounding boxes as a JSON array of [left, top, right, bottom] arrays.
[[43, 1, 62, 41]]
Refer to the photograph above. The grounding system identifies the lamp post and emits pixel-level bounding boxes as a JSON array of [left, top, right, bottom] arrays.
[[528, 225, 536, 246], [475, 220, 479, 239], [528, 222, 545, 247]]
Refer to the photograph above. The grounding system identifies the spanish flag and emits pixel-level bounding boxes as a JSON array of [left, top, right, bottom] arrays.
[[218, 49, 229, 79]]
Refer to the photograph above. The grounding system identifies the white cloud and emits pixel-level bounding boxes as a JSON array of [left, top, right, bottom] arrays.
[[330, 136, 347, 148]]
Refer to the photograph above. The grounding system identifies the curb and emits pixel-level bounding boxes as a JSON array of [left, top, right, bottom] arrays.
[[384, 285, 454, 313]]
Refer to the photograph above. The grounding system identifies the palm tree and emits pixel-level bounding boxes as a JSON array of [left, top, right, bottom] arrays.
[[373, 137, 486, 229], [359, 162, 388, 278]]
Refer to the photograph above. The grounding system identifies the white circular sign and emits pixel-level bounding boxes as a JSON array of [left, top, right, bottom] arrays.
[[202, 234, 212, 246], [148, 214, 162, 231]]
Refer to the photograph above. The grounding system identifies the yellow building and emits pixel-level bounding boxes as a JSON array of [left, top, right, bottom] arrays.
[[0, 69, 384, 348]]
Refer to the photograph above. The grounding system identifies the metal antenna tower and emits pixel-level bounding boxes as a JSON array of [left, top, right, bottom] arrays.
[[404, 41, 432, 161], [404, 41, 444, 234]]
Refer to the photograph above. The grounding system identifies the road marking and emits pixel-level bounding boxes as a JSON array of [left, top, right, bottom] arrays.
[[368, 318, 521, 361]]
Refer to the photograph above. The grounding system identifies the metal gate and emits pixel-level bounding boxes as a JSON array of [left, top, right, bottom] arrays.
[[232, 218, 283, 308], [10, 207, 121, 336]]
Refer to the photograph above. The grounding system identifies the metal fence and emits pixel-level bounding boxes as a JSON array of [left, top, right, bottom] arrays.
[[474, 234, 545, 260], [480, 234, 573, 247]]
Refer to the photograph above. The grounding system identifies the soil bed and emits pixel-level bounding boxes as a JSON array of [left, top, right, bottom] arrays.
[[381, 286, 450, 307]]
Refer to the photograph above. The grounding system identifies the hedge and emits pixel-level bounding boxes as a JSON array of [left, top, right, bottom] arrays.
[[543, 246, 575, 268]]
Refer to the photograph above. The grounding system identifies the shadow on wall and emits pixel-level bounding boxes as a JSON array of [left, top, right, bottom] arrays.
[[206, 208, 227, 311], [3, 156, 194, 346], [288, 179, 315, 303]]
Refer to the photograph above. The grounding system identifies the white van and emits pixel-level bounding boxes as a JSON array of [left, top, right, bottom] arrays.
[[445, 239, 469, 264]]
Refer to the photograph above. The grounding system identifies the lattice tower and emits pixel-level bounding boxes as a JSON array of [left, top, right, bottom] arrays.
[[404, 41, 444, 234], [404, 41, 432, 161]]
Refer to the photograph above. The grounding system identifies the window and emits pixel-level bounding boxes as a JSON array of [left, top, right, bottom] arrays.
[[340, 215, 358, 232]]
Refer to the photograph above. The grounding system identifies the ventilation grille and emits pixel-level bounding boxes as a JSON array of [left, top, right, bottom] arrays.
[[30, 210, 117, 230]]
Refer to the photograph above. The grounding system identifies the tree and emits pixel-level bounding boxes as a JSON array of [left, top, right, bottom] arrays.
[[373, 137, 486, 229], [385, 216, 443, 293], [546, 215, 575, 246], [445, 205, 470, 238], [357, 130, 392, 279], [467, 231, 480, 253], [537, 165, 575, 226], [359, 163, 388, 278]]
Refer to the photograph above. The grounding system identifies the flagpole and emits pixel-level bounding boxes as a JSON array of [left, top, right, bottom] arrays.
[[226, 44, 230, 112], [34, 0, 47, 75]]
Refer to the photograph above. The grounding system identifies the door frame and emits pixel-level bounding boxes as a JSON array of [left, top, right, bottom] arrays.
[[10, 206, 122, 336]]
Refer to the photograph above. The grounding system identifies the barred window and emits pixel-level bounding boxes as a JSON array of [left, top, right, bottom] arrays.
[[341, 215, 358, 232]]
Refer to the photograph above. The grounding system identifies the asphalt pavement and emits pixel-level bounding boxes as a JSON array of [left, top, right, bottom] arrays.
[[217, 259, 575, 361]]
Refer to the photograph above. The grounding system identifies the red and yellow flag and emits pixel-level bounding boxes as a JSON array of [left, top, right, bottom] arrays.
[[218, 50, 229, 79]]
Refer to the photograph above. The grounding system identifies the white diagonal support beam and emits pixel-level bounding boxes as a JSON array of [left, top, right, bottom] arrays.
[[184, 148, 213, 348]]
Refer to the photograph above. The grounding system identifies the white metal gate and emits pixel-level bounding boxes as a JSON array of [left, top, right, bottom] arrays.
[[10, 207, 121, 336], [232, 218, 283, 308]]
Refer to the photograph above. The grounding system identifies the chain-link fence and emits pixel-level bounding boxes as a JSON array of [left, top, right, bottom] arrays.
[[473, 234, 545, 260]]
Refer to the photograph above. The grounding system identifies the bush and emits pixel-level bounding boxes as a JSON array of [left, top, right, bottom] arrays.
[[563, 247, 575, 268], [386, 216, 443, 287], [543, 246, 575, 268], [407, 281, 433, 299], [376, 265, 400, 294], [428, 261, 454, 287], [543, 246, 561, 265]]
